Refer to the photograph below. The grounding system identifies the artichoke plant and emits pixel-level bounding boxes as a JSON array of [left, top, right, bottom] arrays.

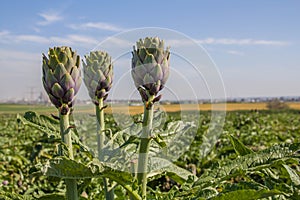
[[82, 51, 113, 104], [42, 46, 81, 115], [132, 37, 171, 198], [132, 37, 170, 104], [82, 51, 114, 199]]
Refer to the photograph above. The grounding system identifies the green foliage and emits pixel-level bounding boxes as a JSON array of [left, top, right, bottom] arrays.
[[41, 157, 141, 199], [282, 164, 300, 186], [195, 143, 300, 186], [210, 189, 283, 200], [41, 157, 94, 179], [1, 110, 300, 199], [0, 191, 34, 200], [228, 134, 253, 156], [17, 111, 91, 154], [147, 157, 197, 184], [37, 194, 65, 200], [182, 142, 300, 199], [17, 111, 60, 138]]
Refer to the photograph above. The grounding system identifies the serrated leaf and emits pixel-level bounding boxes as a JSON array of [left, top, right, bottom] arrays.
[[151, 120, 196, 161], [153, 134, 167, 148], [210, 189, 282, 200], [0, 191, 34, 200], [117, 120, 143, 142], [147, 157, 197, 184], [17, 111, 60, 138], [42, 157, 142, 200], [42, 156, 94, 179], [91, 160, 142, 200], [152, 110, 167, 129], [195, 143, 300, 187], [229, 134, 254, 156], [18, 111, 92, 154], [37, 194, 65, 200], [283, 164, 300, 186], [119, 135, 139, 148]]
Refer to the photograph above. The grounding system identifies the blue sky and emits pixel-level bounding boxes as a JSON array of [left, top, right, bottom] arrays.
[[0, 0, 300, 101]]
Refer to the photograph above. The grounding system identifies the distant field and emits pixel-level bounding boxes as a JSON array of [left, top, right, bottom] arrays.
[[1, 102, 300, 115], [117, 102, 300, 114]]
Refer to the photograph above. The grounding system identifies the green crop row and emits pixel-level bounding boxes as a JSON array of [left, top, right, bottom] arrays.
[[1, 109, 300, 199]]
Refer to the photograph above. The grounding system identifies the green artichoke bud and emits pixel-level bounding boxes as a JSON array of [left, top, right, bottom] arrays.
[[82, 51, 113, 104], [132, 37, 170, 102], [42, 46, 81, 115]]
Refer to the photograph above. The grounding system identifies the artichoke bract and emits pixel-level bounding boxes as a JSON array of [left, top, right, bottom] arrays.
[[132, 37, 170, 103], [42, 46, 81, 115], [82, 51, 113, 104]]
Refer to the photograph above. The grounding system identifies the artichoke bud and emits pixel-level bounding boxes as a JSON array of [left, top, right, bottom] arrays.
[[83, 51, 113, 104], [153, 94, 162, 103], [149, 81, 161, 96], [96, 89, 106, 99], [103, 93, 108, 101], [42, 46, 81, 115], [138, 87, 149, 102], [132, 37, 170, 103], [60, 104, 69, 115]]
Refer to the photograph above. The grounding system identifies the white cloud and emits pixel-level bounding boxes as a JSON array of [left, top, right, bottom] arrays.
[[0, 31, 99, 48], [165, 39, 194, 47], [33, 27, 41, 33], [15, 35, 49, 43], [49, 35, 99, 47], [67, 34, 98, 44], [227, 50, 244, 56], [0, 49, 40, 61], [101, 37, 132, 47], [0, 30, 290, 51], [196, 38, 289, 46], [69, 22, 124, 32], [90, 37, 133, 55], [157, 38, 289, 47], [0, 30, 11, 43], [0, 30, 10, 36], [37, 11, 63, 26]]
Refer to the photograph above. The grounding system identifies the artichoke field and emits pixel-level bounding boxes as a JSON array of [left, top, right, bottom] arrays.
[[0, 38, 299, 200]]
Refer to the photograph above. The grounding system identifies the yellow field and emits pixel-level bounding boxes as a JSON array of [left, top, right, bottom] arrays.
[[1, 102, 300, 115], [287, 102, 300, 110], [105, 102, 300, 115]]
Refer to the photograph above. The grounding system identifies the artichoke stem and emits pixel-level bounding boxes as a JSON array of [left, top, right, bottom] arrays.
[[130, 159, 137, 200], [137, 95, 155, 199], [96, 99, 105, 157], [96, 98, 114, 200], [65, 179, 78, 200], [59, 112, 78, 200], [59, 113, 73, 159]]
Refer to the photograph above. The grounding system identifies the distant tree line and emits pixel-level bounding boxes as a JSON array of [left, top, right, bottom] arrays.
[[266, 99, 289, 110]]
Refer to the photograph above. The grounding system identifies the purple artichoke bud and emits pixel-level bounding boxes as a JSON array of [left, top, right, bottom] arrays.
[[42, 46, 81, 115], [138, 87, 149, 102], [82, 51, 113, 104], [2, 180, 8, 185], [132, 37, 170, 102], [153, 94, 162, 103]]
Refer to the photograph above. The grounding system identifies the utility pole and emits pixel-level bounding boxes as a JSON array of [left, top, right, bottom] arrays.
[[28, 87, 38, 104]]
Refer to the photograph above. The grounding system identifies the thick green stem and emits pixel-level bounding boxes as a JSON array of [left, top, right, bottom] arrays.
[[130, 159, 137, 200], [137, 96, 154, 199], [96, 98, 114, 200], [96, 100, 105, 159], [59, 113, 78, 200]]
